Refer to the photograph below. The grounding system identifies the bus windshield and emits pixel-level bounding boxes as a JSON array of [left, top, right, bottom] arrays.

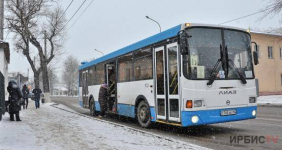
[[183, 27, 254, 80]]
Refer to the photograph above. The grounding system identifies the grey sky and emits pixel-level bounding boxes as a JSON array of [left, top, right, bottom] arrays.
[[6, 0, 280, 78]]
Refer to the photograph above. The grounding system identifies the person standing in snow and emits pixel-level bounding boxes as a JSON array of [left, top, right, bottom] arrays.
[[98, 84, 108, 117], [32, 86, 42, 109], [7, 81, 23, 121], [22, 84, 29, 109]]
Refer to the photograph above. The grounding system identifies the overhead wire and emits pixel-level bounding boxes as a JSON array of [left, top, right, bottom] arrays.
[[219, 6, 275, 25], [58, 0, 75, 21], [57, 0, 87, 34], [68, 0, 95, 30]]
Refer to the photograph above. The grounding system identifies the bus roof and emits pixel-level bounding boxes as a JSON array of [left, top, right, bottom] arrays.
[[79, 23, 248, 70], [79, 24, 182, 70]]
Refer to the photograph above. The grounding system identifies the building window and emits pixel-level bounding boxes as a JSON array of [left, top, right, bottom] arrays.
[[118, 53, 133, 82], [280, 47, 282, 59], [268, 46, 273, 59], [254, 45, 260, 58]]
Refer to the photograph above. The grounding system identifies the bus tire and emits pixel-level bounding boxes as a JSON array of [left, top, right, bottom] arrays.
[[90, 98, 96, 116], [137, 101, 151, 128]]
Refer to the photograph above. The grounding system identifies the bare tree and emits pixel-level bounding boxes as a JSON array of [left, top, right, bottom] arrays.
[[62, 55, 79, 96], [260, 0, 282, 34], [5, 0, 66, 100], [48, 66, 59, 96]]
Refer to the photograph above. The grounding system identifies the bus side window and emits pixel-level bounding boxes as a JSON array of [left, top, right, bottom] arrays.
[[118, 53, 133, 82], [88, 66, 95, 85], [95, 63, 105, 85], [134, 48, 153, 81]]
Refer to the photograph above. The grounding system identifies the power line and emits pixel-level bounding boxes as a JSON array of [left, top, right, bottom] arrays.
[[58, 0, 75, 21], [58, 0, 87, 34], [219, 6, 274, 25], [68, 0, 94, 30]]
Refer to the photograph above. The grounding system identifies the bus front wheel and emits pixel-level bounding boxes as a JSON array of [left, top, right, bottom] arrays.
[[137, 101, 151, 128]]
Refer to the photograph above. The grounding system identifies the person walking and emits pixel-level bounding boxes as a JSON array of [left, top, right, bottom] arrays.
[[22, 84, 29, 109], [98, 84, 108, 118], [7, 81, 23, 121], [32, 86, 42, 109]]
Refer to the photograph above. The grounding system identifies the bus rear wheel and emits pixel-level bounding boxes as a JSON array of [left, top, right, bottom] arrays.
[[137, 101, 151, 128], [90, 99, 96, 116]]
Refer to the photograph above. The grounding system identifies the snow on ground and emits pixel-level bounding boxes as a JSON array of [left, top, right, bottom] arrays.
[[257, 95, 282, 105], [0, 101, 209, 150]]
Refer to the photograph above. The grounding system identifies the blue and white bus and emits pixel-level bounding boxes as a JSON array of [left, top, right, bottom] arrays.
[[79, 23, 259, 128]]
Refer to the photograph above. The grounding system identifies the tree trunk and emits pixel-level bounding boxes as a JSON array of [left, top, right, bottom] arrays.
[[34, 71, 40, 88], [41, 63, 50, 93]]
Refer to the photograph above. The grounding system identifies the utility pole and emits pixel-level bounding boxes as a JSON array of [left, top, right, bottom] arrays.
[[0, 0, 4, 40]]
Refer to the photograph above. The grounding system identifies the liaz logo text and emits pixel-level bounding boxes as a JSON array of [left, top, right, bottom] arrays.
[[219, 90, 237, 95]]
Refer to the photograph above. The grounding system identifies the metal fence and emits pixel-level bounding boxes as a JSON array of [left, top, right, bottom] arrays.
[[0, 71, 5, 119]]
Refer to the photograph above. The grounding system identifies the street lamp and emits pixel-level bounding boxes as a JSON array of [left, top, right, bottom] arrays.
[[146, 16, 161, 33], [94, 49, 104, 56]]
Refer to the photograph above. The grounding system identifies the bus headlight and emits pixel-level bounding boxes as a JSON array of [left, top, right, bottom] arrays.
[[252, 110, 256, 116], [194, 100, 203, 107], [249, 97, 256, 103], [191, 116, 199, 123]]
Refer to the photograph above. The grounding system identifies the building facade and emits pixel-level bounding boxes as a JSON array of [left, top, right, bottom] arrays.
[[0, 40, 10, 100], [0, 0, 4, 40], [8, 72, 29, 89], [251, 32, 282, 95]]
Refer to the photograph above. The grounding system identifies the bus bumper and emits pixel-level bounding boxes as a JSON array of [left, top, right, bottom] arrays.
[[181, 106, 257, 127]]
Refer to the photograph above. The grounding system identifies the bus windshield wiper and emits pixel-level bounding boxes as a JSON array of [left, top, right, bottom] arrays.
[[207, 44, 224, 86], [227, 59, 247, 84], [207, 59, 222, 85]]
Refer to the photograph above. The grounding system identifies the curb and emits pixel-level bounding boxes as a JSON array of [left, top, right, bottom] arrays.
[[258, 103, 282, 107], [50, 103, 210, 150]]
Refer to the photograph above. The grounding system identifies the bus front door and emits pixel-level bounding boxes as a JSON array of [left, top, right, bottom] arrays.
[[154, 42, 180, 122], [106, 64, 117, 113], [82, 71, 89, 108]]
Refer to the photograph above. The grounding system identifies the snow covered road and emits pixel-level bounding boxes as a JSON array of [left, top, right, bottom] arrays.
[[257, 95, 282, 105], [0, 102, 209, 150]]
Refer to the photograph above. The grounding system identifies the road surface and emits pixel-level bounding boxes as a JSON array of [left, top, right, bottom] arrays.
[[51, 96, 282, 150]]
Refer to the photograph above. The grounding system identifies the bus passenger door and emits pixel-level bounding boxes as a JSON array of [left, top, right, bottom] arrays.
[[106, 64, 117, 112], [166, 43, 180, 122], [82, 70, 89, 108], [154, 46, 166, 120]]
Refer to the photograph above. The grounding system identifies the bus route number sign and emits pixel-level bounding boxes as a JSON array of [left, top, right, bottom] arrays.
[[221, 109, 236, 116]]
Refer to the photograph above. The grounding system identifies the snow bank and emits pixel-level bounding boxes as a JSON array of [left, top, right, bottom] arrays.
[[0, 101, 209, 150], [257, 95, 282, 105]]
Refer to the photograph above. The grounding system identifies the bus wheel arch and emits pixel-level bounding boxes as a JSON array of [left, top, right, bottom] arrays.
[[135, 95, 152, 128]]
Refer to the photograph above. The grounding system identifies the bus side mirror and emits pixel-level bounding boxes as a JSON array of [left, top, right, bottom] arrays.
[[253, 51, 259, 65], [251, 41, 259, 65], [179, 32, 189, 55]]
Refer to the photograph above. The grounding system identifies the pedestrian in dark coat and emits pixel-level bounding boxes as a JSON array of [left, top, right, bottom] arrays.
[[98, 84, 108, 117], [7, 81, 23, 121], [22, 85, 29, 109], [32, 86, 42, 109]]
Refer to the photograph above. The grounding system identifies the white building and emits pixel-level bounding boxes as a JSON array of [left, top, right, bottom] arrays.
[[52, 84, 68, 96], [0, 40, 10, 100]]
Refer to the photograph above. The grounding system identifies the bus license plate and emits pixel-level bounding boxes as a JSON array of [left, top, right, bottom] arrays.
[[221, 109, 236, 116]]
